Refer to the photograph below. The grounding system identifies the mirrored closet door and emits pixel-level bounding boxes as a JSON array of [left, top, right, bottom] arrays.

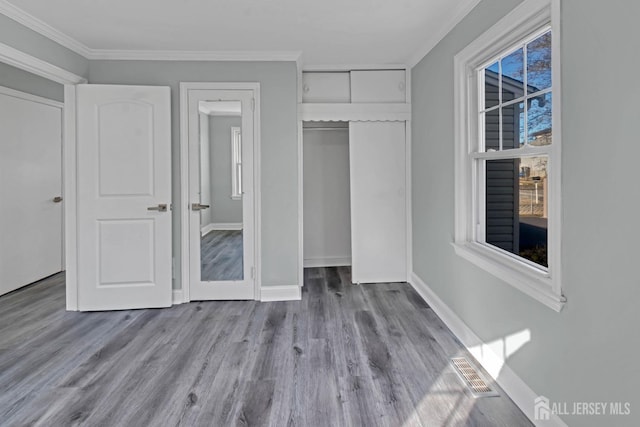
[[187, 89, 255, 300]]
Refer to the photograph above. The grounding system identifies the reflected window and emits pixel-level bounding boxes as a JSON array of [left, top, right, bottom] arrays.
[[231, 127, 242, 200]]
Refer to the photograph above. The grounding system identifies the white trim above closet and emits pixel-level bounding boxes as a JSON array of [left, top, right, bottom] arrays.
[[299, 103, 411, 122]]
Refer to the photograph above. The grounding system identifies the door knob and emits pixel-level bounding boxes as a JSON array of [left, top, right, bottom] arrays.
[[191, 203, 210, 211], [52, 196, 63, 203], [147, 204, 168, 212]]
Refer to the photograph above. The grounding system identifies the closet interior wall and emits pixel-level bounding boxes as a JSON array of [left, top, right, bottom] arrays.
[[302, 121, 352, 268]]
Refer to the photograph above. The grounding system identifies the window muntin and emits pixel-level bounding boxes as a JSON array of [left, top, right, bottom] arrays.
[[476, 28, 552, 270]]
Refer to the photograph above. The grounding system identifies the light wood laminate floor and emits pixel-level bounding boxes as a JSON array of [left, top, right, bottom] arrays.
[[0, 267, 531, 427], [201, 230, 243, 281]]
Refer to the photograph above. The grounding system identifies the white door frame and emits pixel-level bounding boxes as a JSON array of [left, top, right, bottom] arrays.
[[298, 102, 413, 283], [179, 82, 262, 303], [0, 42, 86, 310], [297, 68, 413, 285]]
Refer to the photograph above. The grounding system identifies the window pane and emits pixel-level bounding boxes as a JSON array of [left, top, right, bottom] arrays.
[[485, 156, 548, 267], [501, 48, 524, 102], [485, 61, 500, 109], [527, 93, 552, 145], [501, 102, 525, 149], [527, 31, 552, 93], [484, 109, 500, 150]]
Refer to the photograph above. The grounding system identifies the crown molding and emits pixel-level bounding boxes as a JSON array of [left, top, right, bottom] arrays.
[[407, 0, 482, 68], [198, 104, 242, 116], [0, 41, 86, 84], [0, 0, 92, 57], [86, 49, 302, 62], [303, 63, 407, 72]]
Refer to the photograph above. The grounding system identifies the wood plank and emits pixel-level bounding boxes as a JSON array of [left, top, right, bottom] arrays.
[[201, 229, 243, 281], [0, 270, 532, 427]]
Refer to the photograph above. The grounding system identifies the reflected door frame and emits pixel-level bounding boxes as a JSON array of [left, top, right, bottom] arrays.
[[179, 83, 261, 301]]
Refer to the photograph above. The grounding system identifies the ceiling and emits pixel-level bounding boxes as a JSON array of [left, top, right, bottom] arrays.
[[199, 101, 241, 116], [4, 0, 479, 66]]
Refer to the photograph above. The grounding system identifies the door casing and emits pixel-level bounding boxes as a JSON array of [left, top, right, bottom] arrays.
[[0, 42, 87, 310], [179, 82, 262, 303]]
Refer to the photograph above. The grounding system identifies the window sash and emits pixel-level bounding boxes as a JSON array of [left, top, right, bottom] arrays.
[[476, 25, 552, 153]]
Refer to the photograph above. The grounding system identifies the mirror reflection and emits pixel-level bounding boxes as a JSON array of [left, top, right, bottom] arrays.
[[198, 101, 243, 281]]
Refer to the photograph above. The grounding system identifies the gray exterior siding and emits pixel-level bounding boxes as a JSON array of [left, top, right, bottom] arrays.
[[484, 78, 520, 253]]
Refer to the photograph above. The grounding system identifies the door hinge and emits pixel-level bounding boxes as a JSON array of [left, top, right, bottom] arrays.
[[172, 257, 176, 279], [251, 98, 255, 112], [251, 266, 255, 279]]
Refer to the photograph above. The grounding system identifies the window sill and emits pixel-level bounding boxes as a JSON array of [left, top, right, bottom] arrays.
[[451, 241, 565, 312]]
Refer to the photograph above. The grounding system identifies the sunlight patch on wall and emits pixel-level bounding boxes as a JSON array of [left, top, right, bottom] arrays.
[[469, 329, 531, 379]]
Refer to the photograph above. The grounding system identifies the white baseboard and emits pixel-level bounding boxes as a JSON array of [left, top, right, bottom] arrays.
[[201, 222, 243, 234], [172, 289, 184, 305], [260, 285, 302, 302], [303, 256, 352, 268], [409, 272, 567, 427]]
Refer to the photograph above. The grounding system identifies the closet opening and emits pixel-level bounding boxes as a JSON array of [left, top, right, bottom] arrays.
[[302, 121, 352, 269]]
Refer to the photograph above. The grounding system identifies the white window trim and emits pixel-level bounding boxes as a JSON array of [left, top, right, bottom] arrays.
[[453, 0, 565, 311], [231, 126, 242, 200]]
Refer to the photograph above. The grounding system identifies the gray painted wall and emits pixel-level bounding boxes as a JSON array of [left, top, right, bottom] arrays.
[[88, 60, 299, 289], [0, 62, 63, 102], [0, 14, 89, 79], [303, 126, 351, 265], [411, 0, 639, 425], [209, 116, 242, 224]]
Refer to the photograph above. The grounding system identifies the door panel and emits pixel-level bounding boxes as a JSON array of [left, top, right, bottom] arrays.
[[350, 121, 407, 283], [97, 101, 154, 196], [350, 70, 406, 103], [77, 85, 171, 311], [98, 219, 155, 285], [0, 90, 62, 296]]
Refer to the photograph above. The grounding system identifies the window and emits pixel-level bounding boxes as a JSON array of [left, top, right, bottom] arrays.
[[453, 0, 564, 311], [231, 126, 242, 200]]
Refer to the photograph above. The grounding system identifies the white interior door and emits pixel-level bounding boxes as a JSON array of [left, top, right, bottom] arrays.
[[187, 89, 255, 300], [76, 84, 172, 311], [0, 88, 62, 296], [349, 121, 407, 283]]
